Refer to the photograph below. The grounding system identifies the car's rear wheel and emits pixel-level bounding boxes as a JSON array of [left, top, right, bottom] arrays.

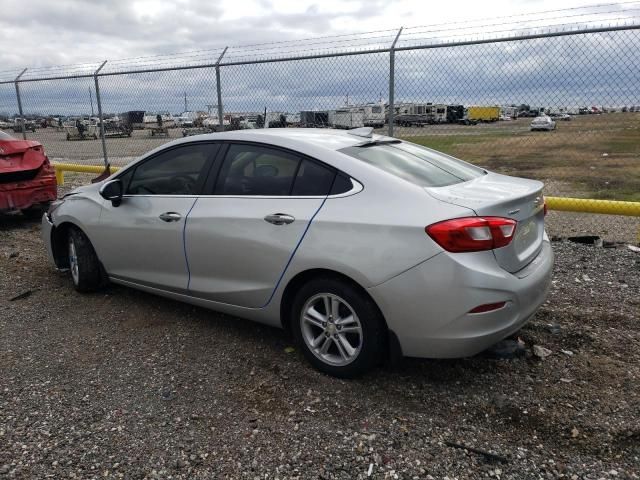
[[291, 277, 385, 378], [68, 227, 103, 292]]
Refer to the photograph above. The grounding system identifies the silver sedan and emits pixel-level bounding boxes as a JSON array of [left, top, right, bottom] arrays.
[[42, 128, 553, 377]]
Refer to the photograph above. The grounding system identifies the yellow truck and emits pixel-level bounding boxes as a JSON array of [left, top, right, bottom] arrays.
[[467, 106, 500, 122]]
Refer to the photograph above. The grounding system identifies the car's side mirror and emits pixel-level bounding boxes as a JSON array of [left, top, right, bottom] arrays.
[[99, 179, 123, 207]]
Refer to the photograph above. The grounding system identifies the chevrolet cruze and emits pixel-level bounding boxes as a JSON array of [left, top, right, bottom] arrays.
[[43, 128, 553, 377]]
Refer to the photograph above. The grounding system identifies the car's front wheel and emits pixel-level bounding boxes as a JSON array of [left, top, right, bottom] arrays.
[[68, 227, 103, 292], [291, 277, 386, 378]]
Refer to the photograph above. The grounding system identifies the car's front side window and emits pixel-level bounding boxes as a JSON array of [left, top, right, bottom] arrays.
[[126, 144, 213, 195]]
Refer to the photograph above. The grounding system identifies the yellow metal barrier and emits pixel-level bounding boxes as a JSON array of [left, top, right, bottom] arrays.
[[52, 163, 640, 220], [545, 196, 640, 217], [53, 162, 120, 185]]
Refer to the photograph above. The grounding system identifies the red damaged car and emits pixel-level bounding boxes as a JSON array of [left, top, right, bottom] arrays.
[[0, 130, 57, 218]]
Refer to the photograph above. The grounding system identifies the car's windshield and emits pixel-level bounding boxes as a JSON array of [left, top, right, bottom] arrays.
[[0, 130, 15, 140], [339, 140, 484, 187]]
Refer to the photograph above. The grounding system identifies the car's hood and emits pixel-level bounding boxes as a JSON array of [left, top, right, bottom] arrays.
[[67, 181, 102, 197], [0, 140, 46, 174]]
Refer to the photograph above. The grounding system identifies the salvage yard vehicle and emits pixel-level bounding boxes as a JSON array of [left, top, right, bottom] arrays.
[[530, 115, 557, 131], [10, 119, 37, 133], [42, 128, 553, 378], [65, 125, 98, 141], [467, 106, 500, 122], [0, 130, 57, 218], [100, 122, 132, 139]]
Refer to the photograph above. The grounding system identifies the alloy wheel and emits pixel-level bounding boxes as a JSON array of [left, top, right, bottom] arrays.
[[300, 293, 363, 366], [68, 237, 79, 285]]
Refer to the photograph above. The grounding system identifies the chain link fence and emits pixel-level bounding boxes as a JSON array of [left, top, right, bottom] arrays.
[[0, 22, 638, 241]]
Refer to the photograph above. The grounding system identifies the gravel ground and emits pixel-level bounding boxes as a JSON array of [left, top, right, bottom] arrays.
[[1, 202, 639, 478]]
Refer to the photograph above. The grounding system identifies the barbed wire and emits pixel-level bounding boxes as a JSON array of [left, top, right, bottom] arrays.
[[0, 1, 639, 81]]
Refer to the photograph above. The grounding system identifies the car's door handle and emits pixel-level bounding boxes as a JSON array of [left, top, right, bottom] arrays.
[[264, 213, 295, 225], [159, 212, 182, 222]]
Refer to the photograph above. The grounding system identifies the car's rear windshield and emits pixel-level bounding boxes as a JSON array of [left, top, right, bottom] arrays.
[[339, 141, 484, 187], [0, 130, 15, 140]]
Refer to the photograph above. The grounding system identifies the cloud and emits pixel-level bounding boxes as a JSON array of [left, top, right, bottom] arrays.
[[0, 1, 638, 116]]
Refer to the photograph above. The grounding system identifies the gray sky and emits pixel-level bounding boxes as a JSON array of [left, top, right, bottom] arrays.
[[0, 1, 638, 115], [1, 0, 636, 72]]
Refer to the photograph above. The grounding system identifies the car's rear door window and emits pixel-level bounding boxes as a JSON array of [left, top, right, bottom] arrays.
[[213, 143, 355, 197], [339, 141, 484, 187], [215, 144, 301, 196]]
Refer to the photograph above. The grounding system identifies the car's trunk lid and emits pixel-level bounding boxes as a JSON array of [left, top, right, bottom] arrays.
[[0, 140, 45, 174], [426, 172, 545, 273]]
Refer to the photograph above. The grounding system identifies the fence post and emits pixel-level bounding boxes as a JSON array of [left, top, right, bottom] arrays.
[[215, 47, 228, 132], [388, 27, 403, 137], [94, 61, 108, 168], [14, 68, 27, 140]]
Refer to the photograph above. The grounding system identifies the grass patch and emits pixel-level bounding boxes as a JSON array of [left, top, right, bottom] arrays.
[[400, 113, 640, 201]]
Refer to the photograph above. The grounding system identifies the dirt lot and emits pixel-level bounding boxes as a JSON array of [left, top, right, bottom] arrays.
[[1, 206, 639, 478]]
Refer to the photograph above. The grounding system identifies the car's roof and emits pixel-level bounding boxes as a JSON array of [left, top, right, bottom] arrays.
[[178, 128, 389, 152]]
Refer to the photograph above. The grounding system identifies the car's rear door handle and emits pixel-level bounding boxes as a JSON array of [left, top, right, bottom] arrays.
[[159, 212, 182, 222], [264, 213, 295, 225]]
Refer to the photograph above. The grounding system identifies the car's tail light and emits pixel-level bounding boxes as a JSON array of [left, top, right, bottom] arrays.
[[425, 217, 517, 252]]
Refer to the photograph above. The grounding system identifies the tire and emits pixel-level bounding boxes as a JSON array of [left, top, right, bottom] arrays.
[[291, 277, 386, 378], [67, 227, 103, 292]]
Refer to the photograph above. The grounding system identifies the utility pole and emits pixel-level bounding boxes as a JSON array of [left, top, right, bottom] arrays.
[[89, 87, 94, 117], [184, 92, 188, 112]]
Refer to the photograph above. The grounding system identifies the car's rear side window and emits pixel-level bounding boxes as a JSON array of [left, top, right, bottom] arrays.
[[339, 141, 484, 188], [291, 159, 335, 196]]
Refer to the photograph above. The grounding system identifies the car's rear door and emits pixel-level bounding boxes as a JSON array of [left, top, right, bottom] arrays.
[[185, 142, 336, 308], [94, 142, 219, 292]]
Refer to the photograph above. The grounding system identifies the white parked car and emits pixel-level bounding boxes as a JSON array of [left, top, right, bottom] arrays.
[[42, 128, 553, 377], [530, 116, 556, 131]]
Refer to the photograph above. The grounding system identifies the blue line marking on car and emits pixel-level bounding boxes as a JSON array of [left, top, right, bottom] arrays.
[[184, 197, 200, 291], [260, 196, 328, 308]]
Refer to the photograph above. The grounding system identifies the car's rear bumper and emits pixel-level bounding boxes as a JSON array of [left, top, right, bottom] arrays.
[[368, 238, 554, 358], [0, 176, 57, 212]]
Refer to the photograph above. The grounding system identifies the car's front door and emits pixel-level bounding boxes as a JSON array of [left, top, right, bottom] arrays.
[[94, 143, 219, 292], [185, 143, 337, 308]]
